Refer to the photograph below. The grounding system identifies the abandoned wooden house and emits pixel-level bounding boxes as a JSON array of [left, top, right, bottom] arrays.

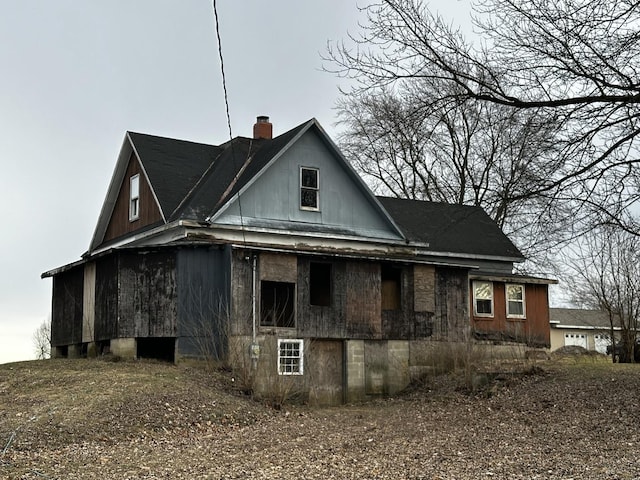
[[42, 116, 555, 405]]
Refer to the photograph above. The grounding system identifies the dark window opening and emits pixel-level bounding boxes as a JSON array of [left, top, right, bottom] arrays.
[[310, 262, 332, 306], [381, 265, 402, 311], [261, 281, 296, 328], [300, 167, 319, 210], [137, 337, 176, 362]]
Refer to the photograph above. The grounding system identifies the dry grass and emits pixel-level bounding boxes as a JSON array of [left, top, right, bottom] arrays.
[[1, 354, 639, 479]]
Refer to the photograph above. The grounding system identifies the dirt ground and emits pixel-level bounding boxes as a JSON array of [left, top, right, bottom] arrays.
[[1, 355, 639, 479]]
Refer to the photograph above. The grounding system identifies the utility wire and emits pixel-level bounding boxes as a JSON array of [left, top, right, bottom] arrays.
[[211, 0, 248, 246], [212, 0, 233, 140]]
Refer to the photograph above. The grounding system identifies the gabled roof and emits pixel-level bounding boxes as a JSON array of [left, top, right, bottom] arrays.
[[88, 118, 523, 265], [377, 197, 524, 260]]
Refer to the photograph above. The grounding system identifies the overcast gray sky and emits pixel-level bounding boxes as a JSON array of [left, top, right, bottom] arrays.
[[0, 1, 467, 364]]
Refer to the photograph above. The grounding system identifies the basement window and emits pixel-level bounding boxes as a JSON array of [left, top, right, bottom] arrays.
[[506, 284, 526, 318], [473, 281, 494, 317], [310, 262, 332, 306], [277, 339, 304, 375], [300, 167, 319, 210], [129, 174, 140, 221], [381, 265, 402, 311], [261, 281, 295, 328]]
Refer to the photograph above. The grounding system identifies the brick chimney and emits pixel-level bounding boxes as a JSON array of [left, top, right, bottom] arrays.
[[253, 115, 272, 140]]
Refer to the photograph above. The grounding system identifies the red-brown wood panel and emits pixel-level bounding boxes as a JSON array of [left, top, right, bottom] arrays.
[[103, 153, 163, 244], [471, 281, 550, 346]]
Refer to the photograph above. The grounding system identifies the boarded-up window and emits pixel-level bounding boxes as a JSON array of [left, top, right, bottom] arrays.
[[310, 262, 332, 306], [261, 281, 295, 327], [381, 265, 402, 311]]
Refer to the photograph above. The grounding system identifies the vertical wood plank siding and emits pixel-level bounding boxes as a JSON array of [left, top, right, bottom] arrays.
[[471, 282, 551, 347], [51, 266, 84, 346], [94, 255, 119, 341], [102, 153, 163, 245], [236, 253, 465, 341], [176, 246, 231, 358], [434, 267, 469, 341], [346, 262, 382, 337], [119, 251, 177, 338]]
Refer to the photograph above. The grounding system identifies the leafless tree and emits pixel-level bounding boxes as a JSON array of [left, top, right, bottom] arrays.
[[562, 224, 640, 362], [335, 75, 583, 262], [326, 0, 640, 239], [33, 318, 51, 360]]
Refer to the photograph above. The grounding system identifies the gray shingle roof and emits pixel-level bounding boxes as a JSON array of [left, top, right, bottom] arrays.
[[550, 308, 614, 329], [377, 197, 524, 259]]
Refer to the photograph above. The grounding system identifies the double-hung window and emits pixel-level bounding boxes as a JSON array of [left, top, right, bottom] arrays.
[[277, 339, 304, 375], [129, 174, 140, 221], [506, 284, 526, 318], [473, 281, 493, 317], [300, 167, 319, 210]]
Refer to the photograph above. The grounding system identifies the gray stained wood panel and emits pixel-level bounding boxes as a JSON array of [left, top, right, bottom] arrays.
[[51, 265, 84, 346]]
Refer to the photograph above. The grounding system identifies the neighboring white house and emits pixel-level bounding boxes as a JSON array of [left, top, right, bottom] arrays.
[[549, 308, 617, 353]]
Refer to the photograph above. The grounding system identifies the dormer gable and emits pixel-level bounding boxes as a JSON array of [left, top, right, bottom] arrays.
[[101, 151, 163, 245]]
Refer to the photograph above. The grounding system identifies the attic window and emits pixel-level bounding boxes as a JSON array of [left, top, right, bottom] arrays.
[[300, 167, 319, 210], [129, 174, 140, 221]]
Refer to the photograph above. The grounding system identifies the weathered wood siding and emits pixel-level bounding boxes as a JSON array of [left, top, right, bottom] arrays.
[[230, 249, 254, 336], [346, 262, 382, 337], [471, 282, 551, 347], [102, 153, 163, 245], [176, 246, 231, 358], [119, 251, 177, 338], [82, 262, 96, 343], [230, 251, 468, 341], [434, 267, 469, 341], [51, 266, 84, 346], [95, 255, 119, 341], [297, 259, 347, 337]]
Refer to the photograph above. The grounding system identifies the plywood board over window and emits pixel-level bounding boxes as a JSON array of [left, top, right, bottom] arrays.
[[381, 264, 402, 311], [414, 265, 435, 312], [259, 252, 297, 283]]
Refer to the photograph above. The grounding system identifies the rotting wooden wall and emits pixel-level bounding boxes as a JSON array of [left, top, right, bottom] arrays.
[[230, 250, 470, 341], [51, 265, 84, 346]]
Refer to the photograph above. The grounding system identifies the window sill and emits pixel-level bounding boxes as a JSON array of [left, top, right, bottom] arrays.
[[507, 317, 526, 322]]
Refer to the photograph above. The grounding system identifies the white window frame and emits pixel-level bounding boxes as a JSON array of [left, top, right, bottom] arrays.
[[506, 284, 526, 318], [473, 280, 494, 317], [277, 339, 304, 375], [300, 167, 319, 211], [129, 174, 140, 221]]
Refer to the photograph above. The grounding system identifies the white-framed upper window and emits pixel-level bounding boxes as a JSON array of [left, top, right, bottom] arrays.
[[473, 281, 493, 317], [277, 339, 304, 375], [129, 174, 140, 221], [506, 284, 526, 318], [300, 167, 319, 210]]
